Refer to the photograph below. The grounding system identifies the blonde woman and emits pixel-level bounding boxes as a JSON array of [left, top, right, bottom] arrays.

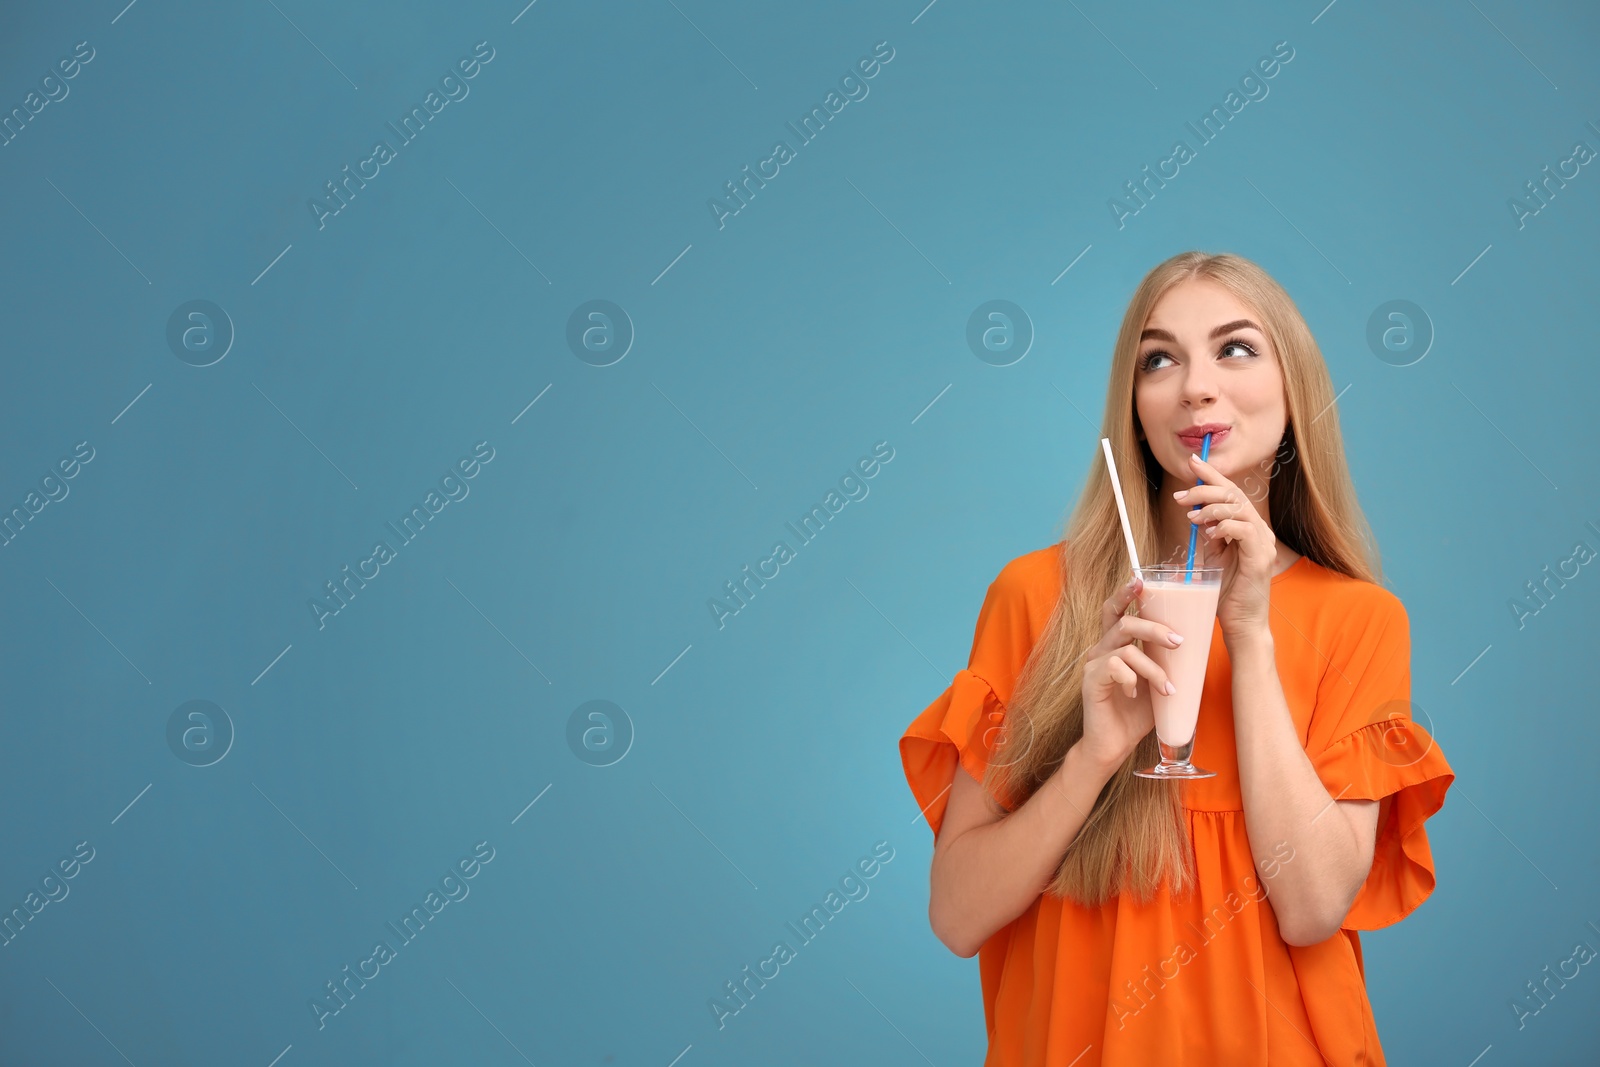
[[900, 251, 1454, 1065]]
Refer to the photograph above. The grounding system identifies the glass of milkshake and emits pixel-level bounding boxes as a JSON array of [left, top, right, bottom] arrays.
[[1131, 564, 1222, 780]]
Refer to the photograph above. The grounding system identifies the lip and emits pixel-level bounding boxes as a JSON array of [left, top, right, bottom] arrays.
[[1176, 424, 1230, 448]]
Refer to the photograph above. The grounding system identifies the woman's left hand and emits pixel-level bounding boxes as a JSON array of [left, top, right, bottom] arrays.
[[1174, 452, 1275, 642]]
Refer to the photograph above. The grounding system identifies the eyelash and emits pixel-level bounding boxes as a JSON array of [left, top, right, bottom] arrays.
[[1139, 337, 1258, 372]]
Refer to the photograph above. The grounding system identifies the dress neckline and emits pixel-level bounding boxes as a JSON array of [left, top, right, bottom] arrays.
[[1270, 553, 1308, 585]]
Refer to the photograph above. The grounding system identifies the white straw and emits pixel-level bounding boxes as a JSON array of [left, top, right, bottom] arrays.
[[1100, 438, 1142, 580]]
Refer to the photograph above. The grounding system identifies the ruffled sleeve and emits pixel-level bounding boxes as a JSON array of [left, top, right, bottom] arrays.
[[900, 670, 1012, 840], [1305, 589, 1454, 930], [899, 555, 1047, 840]]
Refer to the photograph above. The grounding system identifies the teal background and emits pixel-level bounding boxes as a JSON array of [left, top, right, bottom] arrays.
[[1, 0, 1597, 1063]]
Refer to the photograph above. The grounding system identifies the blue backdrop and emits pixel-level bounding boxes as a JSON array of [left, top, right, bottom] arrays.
[[1, 1, 1596, 1064]]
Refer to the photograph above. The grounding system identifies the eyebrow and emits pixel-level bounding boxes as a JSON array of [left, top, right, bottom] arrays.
[[1139, 318, 1263, 343]]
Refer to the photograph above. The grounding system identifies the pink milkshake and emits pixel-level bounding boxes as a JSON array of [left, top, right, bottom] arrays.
[[1133, 565, 1222, 779]]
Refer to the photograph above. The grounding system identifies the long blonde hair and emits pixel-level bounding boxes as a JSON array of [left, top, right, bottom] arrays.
[[983, 250, 1385, 906]]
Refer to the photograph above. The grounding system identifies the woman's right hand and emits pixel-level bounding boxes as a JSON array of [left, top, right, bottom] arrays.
[[1078, 575, 1180, 773]]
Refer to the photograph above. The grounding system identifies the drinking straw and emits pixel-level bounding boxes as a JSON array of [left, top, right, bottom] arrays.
[[1100, 438, 1142, 581], [1182, 432, 1213, 583]]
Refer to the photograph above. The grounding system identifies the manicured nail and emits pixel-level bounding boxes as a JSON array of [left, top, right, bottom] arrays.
[[1190, 453, 1201, 463], [1168, 632, 1183, 644], [1164, 681, 1176, 695], [1173, 489, 1188, 500]]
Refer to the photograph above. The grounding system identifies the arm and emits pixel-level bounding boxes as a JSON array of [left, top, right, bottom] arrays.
[[928, 741, 1118, 958], [1230, 630, 1383, 946]]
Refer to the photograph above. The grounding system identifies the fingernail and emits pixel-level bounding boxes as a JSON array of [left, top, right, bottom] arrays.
[[1173, 489, 1187, 500], [1168, 632, 1183, 644], [1164, 681, 1176, 695]]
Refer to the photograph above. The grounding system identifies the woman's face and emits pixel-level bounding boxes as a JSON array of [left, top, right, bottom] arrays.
[[1132, 278, 1288, 488]]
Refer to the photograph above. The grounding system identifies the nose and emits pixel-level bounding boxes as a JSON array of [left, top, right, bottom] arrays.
[[1180, 357, 1218, 407]]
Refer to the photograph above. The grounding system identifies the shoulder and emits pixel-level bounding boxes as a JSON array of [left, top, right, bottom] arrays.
[[1289, 557, 1408, 629], [982, 542, 1065, 621], [1283, 561, 1412, 690], [966, 544, 1064, 693], [990, 542, 1064, 596]]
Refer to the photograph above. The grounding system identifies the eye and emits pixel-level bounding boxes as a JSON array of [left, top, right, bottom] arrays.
[[1138, 349, 1173, 372], [1138, 337, 1260, 372]]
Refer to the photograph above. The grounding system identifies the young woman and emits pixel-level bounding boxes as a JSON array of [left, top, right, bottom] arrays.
[[899, 251, 1455, 1065]]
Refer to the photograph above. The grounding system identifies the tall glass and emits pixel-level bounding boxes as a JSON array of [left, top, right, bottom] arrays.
[[1132, 564, 1221, 780]]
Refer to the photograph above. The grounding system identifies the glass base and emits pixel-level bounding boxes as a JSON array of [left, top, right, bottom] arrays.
[[1133, 733, 1216, 780]]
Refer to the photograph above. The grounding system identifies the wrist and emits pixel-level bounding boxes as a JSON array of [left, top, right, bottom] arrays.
[[1226, 625, 1275, 665], [1066, 737, 1123, 788]]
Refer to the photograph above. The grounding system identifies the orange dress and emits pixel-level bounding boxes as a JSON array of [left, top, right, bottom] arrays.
[[899, 543, 1454, 1066]]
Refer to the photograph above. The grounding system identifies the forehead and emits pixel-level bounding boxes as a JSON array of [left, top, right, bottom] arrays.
[[1142, 278, 1259, 334]]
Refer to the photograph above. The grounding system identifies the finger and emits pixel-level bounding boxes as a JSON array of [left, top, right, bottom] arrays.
[[1187, 453, 1243, 493], [1115, 614, 1185, 648], [1172, 483, 1226, 504], [1086, 652, 1117, 692], [1115, 643, 1174, 696], [1205, 517, 1256, 545], [1187, 451, 1229, 477], [1107, 654, 1139, 698], [1101, 575, 1143, 632], [1186, 495, 1249, 524]]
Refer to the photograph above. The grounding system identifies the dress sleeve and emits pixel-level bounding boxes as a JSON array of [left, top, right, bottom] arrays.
[[899, 560, 1039, 841], [1305, 590, 1454, 931]]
